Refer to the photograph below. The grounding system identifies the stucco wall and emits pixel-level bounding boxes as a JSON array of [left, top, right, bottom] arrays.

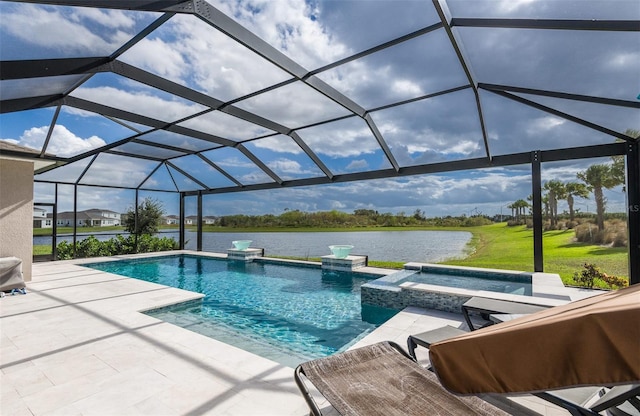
[[0, 159, 33, 281]]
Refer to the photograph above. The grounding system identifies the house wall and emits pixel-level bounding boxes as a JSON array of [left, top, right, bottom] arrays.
[[0, 159, 33, 281], [33, 218, 52, 229]]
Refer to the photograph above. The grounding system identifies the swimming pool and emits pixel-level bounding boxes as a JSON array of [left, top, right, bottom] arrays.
[[84, 254, 398, 367]]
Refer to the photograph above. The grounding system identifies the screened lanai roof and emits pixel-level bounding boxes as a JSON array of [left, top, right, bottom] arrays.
[[0, 0, 638, 195]]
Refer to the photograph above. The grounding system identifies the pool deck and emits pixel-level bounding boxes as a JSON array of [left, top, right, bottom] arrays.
[[1, 252, 601, 415]]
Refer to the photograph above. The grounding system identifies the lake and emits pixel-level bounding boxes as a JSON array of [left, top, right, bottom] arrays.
[[35, 230, 472, 263]]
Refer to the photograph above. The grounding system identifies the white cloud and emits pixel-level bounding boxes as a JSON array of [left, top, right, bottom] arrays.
[[495, 0, 537, 14], [70, 7, 136, 29], [298, 118, 379, 157], [1, 4, 125, 55], [216, 156, 256, 169], [81, 154, 157, 188], [122, 37, 188, 81], [120, 13, 292, 100], [235, 81, 350, 127], [211, 0, 349, 69], [268, 158, 304, 173], [345, 159, 368, 171], [252, 136, 303, 154], [9, 125, 106, 157], [180, 111, 274, 141], [446, 140, 481, 155], [604, 50, 640, 69], [526, 116, 566, 135], [71, 86, 205, 122], [391, 79, 422, 97], [380, 122, 480, 157]]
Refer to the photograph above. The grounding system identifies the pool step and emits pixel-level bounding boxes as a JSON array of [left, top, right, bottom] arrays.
[[368, 269, 420, 286]]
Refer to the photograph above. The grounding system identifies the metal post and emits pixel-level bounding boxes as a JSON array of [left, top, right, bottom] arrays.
[[626, 141, 639, 285], [134, 189, 139, 252], [179, 193, 185, 250], [52, 184, 58, 260], [73, 185, 78, 258], [531, 151, 544, 272], [197, 191, 203, 251]]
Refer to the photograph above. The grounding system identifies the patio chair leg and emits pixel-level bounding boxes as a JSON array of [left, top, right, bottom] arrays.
[[407, 337, 418, 359]]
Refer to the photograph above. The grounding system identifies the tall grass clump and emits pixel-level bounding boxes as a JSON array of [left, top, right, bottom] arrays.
[[574, 220, 627, 247]]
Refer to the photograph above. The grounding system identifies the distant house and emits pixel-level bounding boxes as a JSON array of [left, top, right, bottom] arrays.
[[53, 209, 121, 227], [181, 215, 218, 225], [33, 207, 52, 228], [202, 216, 218, 225], [164, 215, 180, 225]]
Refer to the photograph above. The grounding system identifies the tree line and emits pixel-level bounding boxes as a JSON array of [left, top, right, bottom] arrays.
[[215, 208, 494, 229]]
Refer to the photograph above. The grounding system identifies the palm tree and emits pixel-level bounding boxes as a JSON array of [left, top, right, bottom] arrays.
[[564, 182, 589, 222], [577, 164, 623, 231], [543, 180, 566, 227], [612, 130, 640, 192], [512, 199, 529, 221], [528, 193, 549, 219]]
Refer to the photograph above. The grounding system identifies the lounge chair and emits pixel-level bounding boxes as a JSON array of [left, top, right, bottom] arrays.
[[406, 325, 640, 416], [294, 341, 510, 415]]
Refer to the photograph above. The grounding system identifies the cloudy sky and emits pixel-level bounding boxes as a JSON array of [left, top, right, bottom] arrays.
[[1, 0, 637, 217]]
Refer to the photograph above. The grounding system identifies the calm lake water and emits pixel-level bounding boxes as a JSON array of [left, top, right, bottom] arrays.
[[35, 230, 472, 263]]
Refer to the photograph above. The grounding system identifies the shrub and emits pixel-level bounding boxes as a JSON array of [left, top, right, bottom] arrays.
[[56, 241, 74, 260], [136, 234, 177, 252], [56, 234, 177, 259], [75, 236, 111, 258], [462, 216, 492, 227], [572, 263, 628, 289], [573, 263, 598, 288], [600, 272, 628, 289], [507, 219, 526, 227]]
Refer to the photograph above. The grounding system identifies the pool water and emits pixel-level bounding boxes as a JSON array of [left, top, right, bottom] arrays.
[[84, 255, 398, 367], [407, 271, 532, 295]]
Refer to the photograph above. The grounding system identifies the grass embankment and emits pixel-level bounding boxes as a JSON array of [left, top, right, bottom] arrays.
[[445, 223, 628, 285]]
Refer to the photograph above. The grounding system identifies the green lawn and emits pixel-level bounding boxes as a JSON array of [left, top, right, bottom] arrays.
[[32, 226, 125, 236], [33, 225, 179, 236], [33, 245, 52, 255], [446, 223, 628, 285]]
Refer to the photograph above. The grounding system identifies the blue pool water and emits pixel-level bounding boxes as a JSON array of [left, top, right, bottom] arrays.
[[406, 271, 532, 295], [84, 255, 398, 367]]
